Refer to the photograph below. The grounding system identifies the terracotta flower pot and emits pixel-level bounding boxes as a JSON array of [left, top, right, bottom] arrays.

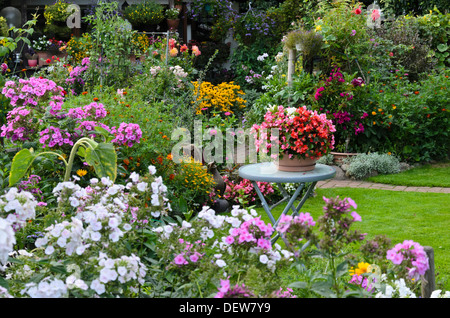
[[330, 152, 359, 164], [167, 19, 180, 31], [28, 59, 38, 67], [275, 154, 317, 172]]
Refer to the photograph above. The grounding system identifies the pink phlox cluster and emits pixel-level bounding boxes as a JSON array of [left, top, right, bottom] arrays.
[[214, 279, 255, 298], [65, 65, 88, 86], [224, 216, 273, 250], [386, 240, 429, 280], [110, 122, 143, 148], [0, 106, 39, 142], [2, 77, 64, 113], [66, 102, 107, 120], [66, 58, 90, 86], [74, 120, 112, 138], [39, 126, 73, 148], [172, 239, 205, 266], [272, 287, 297, 298], [276, 212, 316, 234]]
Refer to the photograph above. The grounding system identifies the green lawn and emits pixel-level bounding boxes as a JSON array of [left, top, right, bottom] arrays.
[[255, 187, 450, 291], [366, 163, 450, 187]]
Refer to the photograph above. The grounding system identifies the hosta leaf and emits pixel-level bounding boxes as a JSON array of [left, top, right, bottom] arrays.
[[85, 142, 117, 182], [9, 148, 37, 186]]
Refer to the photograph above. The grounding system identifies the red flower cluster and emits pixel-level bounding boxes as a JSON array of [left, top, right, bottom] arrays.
[[251, 105, 336, 161]]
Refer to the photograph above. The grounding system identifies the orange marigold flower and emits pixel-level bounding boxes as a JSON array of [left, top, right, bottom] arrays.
[[82, 91, 88, 95], [414, 91, 419, 95], [93, 97, 99, 101]]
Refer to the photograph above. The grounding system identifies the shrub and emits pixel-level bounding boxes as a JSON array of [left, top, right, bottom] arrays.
[[192, 81, 246, 116], [343, 152, 401, 179]]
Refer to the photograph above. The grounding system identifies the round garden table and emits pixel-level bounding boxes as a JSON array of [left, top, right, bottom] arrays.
[[238, 162, 336, 243]]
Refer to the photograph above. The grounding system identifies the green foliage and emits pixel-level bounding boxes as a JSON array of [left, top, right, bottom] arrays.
[[374, 16, 434, 77], [246, 70, 317, 127], [313, 0, 371, 74], [83, 1, 135, 88], [379, 0, 449, 16], [353, 69, 450, 162], [408, 8, 450, 69]]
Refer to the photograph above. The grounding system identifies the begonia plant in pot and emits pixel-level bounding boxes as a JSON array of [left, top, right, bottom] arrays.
[[251, 105, 336, 171]]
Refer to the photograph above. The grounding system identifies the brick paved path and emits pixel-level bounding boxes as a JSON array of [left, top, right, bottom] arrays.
[[317, 179, 450, 194]]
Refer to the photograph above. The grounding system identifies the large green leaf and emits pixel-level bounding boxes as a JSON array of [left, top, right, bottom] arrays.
[[85, 142, 117, 182], [9, 148, 37, 186]]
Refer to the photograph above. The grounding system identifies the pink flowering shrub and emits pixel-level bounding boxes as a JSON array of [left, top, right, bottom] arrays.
[[224, 216, 273, 251], [311, 68, 368, 150], [214, 279, 255, 298], [0, 106, 41, 142], [66, 102, 107, 120], [110, 122, 143, 148], [65, 57, 90, 94], [172, 239, 205, 267], [1, 77, 65, 116], [1, 76, 142, 151], [222, 175, 274, 206], [38, 126, 74, 149]]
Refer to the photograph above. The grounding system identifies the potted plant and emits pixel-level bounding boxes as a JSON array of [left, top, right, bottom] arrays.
[[24, 47, 38, 67], [251, 105, 336, 171], [31, 35, 52, 66], [123, 1, 165, 32], [166, 7, 181, 31], [43, 0, 72, 41], [284, 27, 323, 74]]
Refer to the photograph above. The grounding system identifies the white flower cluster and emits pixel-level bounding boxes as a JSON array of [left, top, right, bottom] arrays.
[[0, 188, 37, 227], [170, 65, 188, 78], [0, 217, 16, 265], [149, 65, 188, 79], [0, 286, 13, 298], [257, 52, 269, 61], [430, 289, 450, 298], [21, 277, 68, 298], [35, 217, 87, 256], [375, 277, 417, 298], [90, 252, 147, 295]]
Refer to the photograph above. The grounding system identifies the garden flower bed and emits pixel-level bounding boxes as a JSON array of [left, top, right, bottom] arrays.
[[0, 0, 448, 299]]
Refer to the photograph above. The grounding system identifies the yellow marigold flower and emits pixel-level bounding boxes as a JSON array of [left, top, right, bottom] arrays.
[[76, 169, 87, 177]]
